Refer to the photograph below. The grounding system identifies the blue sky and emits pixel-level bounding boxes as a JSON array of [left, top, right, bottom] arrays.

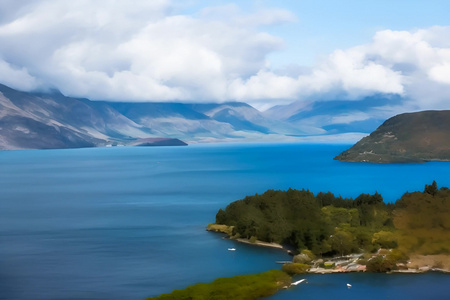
[[262, 0, 450, 66], [0, 0, 450, 112], [178, 0, 450, 67]]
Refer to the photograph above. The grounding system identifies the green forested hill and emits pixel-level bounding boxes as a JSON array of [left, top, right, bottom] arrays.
[[214, 182, 450, 256]]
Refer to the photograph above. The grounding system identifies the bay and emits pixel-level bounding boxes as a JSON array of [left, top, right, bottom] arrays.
[[0, 143, 448, 299]]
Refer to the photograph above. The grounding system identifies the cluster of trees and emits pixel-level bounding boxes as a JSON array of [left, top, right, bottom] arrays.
[[393, 181, 450, 254], [215, 181, 449, 256], [145, 270, 290, 300]]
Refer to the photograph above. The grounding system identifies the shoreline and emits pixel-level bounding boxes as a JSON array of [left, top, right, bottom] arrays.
[[206, 223, 291, 252], [207, 223, 450, 275], [305, 253, 450, 275], [234, 238, 285, 250], [307, 266, 450, 274]]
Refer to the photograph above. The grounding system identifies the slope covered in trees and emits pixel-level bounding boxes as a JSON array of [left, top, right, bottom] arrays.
[[213, 182, 450, 257]]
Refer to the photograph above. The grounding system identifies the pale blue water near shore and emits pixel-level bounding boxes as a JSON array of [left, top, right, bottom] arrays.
[[0, 143, 449, 299]]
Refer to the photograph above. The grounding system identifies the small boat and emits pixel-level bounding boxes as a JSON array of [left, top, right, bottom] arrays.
[[291, 279, 307, 286], [228, 248, 236, 251], [347, 283, 352, 288]]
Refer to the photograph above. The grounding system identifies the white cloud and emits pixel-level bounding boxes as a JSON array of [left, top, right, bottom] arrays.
[[429, 63, 450, 84], [0, 1, 449, 112], [288, 26, 450, 111], [199, 4, 297, 27], [364, 27, 450, 110], [330, 112, 371, 125], [0, 0, 290, 105], [0, 59, 38, 90], [295, 47, 405, 99], [228, 70, 300, 102]]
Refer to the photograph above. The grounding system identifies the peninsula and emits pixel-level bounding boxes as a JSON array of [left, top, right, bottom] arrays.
[[149, 182, 449, 299], [334, 110, 450, 163], [208, 181, 449, 273]]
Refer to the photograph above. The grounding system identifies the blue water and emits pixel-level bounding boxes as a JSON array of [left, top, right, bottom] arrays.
[[0, 143, 448, 300]]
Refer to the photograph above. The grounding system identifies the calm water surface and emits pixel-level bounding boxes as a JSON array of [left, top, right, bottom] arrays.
[[0, 143, 449, 299]]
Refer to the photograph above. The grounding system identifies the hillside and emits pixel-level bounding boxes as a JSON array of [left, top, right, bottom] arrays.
[[263, 95, 400, 135], [334, 110, 450, 163], [0, 84, 302, 150], [1, 83, 398, 150], [211, 182, 450, 258]]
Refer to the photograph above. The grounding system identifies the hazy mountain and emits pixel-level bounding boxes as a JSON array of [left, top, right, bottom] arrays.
[[334, 110, 450, 163], [0, 84, 192, 150], [264, 95, 403, 134], [0, 84, 305, 150], [1, 83, 400, 150]]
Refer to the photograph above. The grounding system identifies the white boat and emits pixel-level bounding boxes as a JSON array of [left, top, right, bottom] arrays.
[[227, 248, 236, 251], [291, 279, 307, 286], [347, 283, 352, 288]]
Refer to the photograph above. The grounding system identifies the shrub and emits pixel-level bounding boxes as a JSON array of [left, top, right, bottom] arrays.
[[145, 270, 291, 300], [207, 223, 234, 236], [282, 263, 310, 275], [301, 249, 316, 260], [388, 249, 409, 264], [293, 253, 311, 264], [366, 256, 397, 272], [372, 231, 398, 249]]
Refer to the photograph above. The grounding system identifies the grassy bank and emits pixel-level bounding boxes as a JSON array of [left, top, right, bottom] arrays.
[[144, 270, 291, 300]]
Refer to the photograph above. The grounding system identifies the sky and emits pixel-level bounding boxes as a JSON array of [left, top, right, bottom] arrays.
[[0, 0, 450, 111]]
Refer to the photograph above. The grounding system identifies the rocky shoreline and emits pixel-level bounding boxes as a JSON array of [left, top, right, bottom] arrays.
[[207, 223, 450, 275]]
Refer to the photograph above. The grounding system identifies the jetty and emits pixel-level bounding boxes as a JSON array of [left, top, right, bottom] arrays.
[[291, 279, 307, 286]]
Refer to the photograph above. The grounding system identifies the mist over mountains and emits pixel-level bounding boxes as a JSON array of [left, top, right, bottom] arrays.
[[0, 83, 393, 150]]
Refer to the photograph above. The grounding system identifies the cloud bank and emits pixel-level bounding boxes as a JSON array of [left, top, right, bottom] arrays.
[[0, 1, 450, 111]]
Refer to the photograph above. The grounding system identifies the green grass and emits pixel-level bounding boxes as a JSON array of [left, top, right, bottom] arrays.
[[145, 270, 291, 300]]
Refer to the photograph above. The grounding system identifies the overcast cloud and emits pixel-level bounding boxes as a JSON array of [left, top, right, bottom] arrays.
[[0, 1, 450, 111]]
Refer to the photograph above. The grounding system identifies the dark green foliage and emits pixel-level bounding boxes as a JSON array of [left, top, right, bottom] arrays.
[[215, 182, 449, 256], [354, 192, 388, 228], [366, 256, 397, 272], [424, 180, 438, 196], [221, 188, 329, 247], [215, 209, 227, 224], [366, 249, 408, 272], [329, 231, 355, 256], [145, 270, 291, 300], [216, 188, 394, 255], [316, 192, 353, 208], [281, 263, 310, 275]]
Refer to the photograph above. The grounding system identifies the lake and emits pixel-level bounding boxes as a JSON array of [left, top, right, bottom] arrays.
[[0, 143, 448, 299]]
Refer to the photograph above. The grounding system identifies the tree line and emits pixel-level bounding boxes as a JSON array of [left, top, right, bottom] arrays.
[[214, 181, 449, 256]]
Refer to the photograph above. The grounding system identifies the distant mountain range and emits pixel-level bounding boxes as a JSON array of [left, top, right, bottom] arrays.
[[0, 83, 394, 150], [335, 110, 450, 163]]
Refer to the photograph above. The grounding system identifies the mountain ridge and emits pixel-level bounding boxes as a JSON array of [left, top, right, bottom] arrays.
[[0, 83, 397, 150], [0, 83, 305, 150], [334, 110, 450, 163]]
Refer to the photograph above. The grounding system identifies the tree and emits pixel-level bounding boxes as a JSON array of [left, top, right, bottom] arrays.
[[424, 180, 438, 196], [372, 230, 398, 249], [282, 263, 310, 275], [216, 209, 227, 224], [330, 230, 354, 256], [366, 255, 397, 272]]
